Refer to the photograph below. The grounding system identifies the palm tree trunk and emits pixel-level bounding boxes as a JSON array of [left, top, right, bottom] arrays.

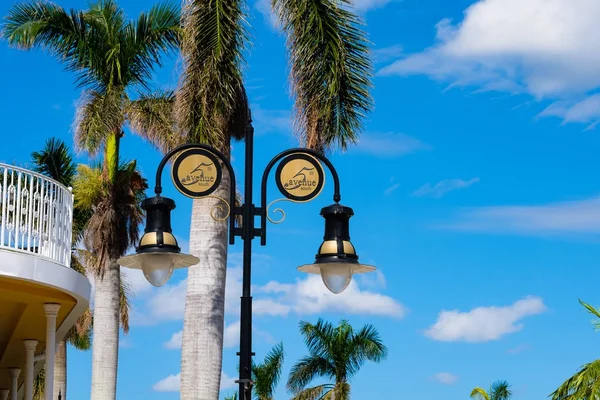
[[180, 168, 230, 400], [90, 260, 121, 400], [53, 339, 67, 400]]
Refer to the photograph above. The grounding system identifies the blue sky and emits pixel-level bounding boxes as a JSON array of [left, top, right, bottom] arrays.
[[2, 0, 600, 399]]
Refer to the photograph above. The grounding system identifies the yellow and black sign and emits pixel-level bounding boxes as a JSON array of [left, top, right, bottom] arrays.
[[171, 148, 222, 198], [275, 153, 325, 202]]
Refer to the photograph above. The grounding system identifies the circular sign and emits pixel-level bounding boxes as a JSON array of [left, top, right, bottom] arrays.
[[171, 148, 222, 198], [275, 153, 325, 202]]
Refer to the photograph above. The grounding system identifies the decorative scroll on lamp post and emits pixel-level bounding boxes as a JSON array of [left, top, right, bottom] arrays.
[[118, 120, 375, 400]]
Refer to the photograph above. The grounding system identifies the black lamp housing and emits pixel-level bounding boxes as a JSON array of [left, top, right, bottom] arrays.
[[136, 195, 182, 254]]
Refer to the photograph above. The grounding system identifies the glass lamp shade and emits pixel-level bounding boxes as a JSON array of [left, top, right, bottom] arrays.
[[118, 252, 199, 287], [141, 253, 175, 287], [298, 262, 375, 294], [319, 263, 353, 294]]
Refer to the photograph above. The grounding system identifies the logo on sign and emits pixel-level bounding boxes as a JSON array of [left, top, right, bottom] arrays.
[[276, 153, 324, 202], [172, 149, 222, 198]]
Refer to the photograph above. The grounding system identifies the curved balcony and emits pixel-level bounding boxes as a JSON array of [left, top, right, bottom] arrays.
[[0, 164, 91, 400], [0, 164, 73, 267]]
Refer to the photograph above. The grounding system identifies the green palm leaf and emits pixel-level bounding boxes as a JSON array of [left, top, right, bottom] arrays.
[[490, 381, 511, 400], [127, 90, 179, 152], [272, 0, 373, 152], [174, 0, 249, 147], [253, 342, 285, 400], [551, 359, 600, 400], [470, 387, 491, 400]]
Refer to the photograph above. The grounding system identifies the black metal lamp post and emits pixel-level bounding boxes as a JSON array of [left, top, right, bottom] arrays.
[[118, 120, 375, 400]]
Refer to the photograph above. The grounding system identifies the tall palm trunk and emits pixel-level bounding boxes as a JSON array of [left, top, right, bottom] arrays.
[[181, 166, 231, 399], [91, 132, 121, 400], [90, 260, 121, 400], [53, 340, 67, 400]]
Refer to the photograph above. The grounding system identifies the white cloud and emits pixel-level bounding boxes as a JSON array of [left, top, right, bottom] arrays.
[[136, 264, 404, 324], [384, 183, 401, 195], [153, 372, 236, 392], [251, 104, 292, 134], [378, 0, 600, 125], [259, 274, 406, 317], [507, 344, 530, 354], [351, 0, 398, 12], [254, 0, 281, 31], [224, 321, 241, 348], [353, 132, 430, 157], [373, 45, 403, 64], [433, 372, 458, 385], [164, 330, 182, 349], [425, 296, 546, 342], [121, 269, 154, 297], [153, 374, 180, 392], [413, 178, 480, 198], [444, 196, 600, 236]]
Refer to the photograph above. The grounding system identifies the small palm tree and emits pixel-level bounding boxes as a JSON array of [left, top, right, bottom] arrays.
[[471, 381, 512, 400], [551, 300, 600, 400], [3, 3, 178, 398], [253, 343, 285, 400], [287, 319, 387, 400], [225, 393, 238, 400]]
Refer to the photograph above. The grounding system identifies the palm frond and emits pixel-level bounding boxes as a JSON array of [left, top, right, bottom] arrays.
[[127, 90, 180, 152], [224, 392, 238, 400], [253, 342, 285, 399], [31, 137, 77, 186], [347, 323, 387, 378], [292, 384, 333, 400], [119, 271, 133, 333], [551, 360, 600, 400], [33, 366, 45, 400], [73, 164, 104, 212], [126, 2, 180, 89], [287, 355, 333, 394], [2, 2, 89, 73], [74, 90, 126, 156], [471, 387, 491, 400], [272, 0, 373, 152], [579, 299, 600, 331], [490, 381, 511, 400], [74, 161, 147, 273], [299, 319, 335, 360], [174, 0, 249, 148]]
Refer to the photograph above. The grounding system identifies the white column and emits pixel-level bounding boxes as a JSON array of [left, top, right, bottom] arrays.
[[23, 339, 38, 400], [0, 389, 9, 400], [9, 368, 20, 400], [44, 303, 61, 400]]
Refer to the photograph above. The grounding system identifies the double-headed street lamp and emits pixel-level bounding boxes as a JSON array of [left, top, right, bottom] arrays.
[[118, 121, 376, 399]]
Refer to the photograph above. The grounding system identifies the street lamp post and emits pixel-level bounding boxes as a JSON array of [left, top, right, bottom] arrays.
[[119, 120, 375, 400]]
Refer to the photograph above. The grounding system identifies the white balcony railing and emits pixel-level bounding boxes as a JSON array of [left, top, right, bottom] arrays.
[[0, 163, 73, 268]]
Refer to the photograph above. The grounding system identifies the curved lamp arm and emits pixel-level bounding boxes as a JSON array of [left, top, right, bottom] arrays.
[[153, 143, 238, 244], [260, 148, 341, 245]]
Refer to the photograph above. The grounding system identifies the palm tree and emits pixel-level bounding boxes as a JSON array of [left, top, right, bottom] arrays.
[[225, 393, 238, 400], [2, 2, 179, 399], [31, 138, 133, 400], [253, 343, 285, 400], [551, 300, 600, 400], [287, 319, 386, 400], [471, 381, 512, 400], [128, 0, 373, 396]]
